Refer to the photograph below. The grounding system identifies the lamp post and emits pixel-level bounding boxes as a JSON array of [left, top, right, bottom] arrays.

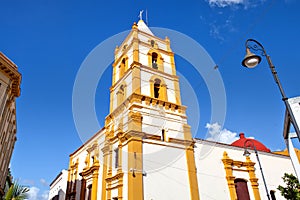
[[243, 139, 270, 200], [241, 39, 300, 178], [241, 38, 300, 141]]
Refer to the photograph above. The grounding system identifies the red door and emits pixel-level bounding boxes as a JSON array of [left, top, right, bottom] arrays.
[[235, 178, 251, 200]]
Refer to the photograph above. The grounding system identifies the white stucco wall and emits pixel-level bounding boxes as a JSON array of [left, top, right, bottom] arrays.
[[194, 140, 295, 200], [66, 129, 106, 200], [140, 69, 177, 103], [48, 170, 68, 200], [160, 53, 172, 75], [138, 104, 186, 140], [116, 35, 133, 59], [143, 143, 191, 200], [139, 44, 149, 67]]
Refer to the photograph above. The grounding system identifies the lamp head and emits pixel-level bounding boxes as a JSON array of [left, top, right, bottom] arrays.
[[243, 149, 251, 157], [242, 47, 261, 68]]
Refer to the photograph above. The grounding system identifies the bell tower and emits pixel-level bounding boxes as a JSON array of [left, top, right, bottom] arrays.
[[102, 19, 200, 200]]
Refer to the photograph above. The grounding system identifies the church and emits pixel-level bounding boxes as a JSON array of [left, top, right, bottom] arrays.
[[50, 19, 297, 200]]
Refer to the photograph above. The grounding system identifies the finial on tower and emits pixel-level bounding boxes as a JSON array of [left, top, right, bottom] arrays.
[[138, 10, 144, 21]]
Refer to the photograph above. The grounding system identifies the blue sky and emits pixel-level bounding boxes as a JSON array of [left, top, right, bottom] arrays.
[[1, 0, 299, 199]]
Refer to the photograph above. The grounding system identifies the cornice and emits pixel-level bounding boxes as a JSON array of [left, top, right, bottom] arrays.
[[0, 52, 21, 97]]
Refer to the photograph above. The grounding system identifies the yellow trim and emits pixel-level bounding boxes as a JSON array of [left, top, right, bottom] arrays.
[[127, 111, 143, 200], [132, 65, 141, 94], [273, 148, 300, 162], [132, 23, 139, 64], [116, 82, 127, 107], [118, 140, 124, 199], [101, 145, 109, 200], [147, 49, 164, 71], [245, 156, 261, 200], [222, 151, 261, 200], [174, 77, 182, 106], [117, 140, 123, 172], [67, 157, 73, 182], [165, 36, 171, 51], [66, 159, 79, 199], [113, 55, 129, 82], [169, 52, 176, 76], [109, 87, 115, 114], [222, 152, 238, 200], [136, 28, 168, 45], [149, 75, 167, 101], [106, 93, 186, 125], [80, 161, 100, 200], [183, 124, 192, 141], [186, 145, 200, 200]]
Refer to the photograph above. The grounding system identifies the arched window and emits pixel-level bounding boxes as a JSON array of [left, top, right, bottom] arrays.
[[148, 51, 164, 71], [154, 79, 161, 98], [152, 52, 158, 69], [161, 129, 165, 141], [150, 76, 167, 101], [234, 178, 250, 200], [114, 148, 119, 169]]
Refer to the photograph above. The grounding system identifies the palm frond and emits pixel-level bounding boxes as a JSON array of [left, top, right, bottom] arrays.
[[4, 181, 29, 200]]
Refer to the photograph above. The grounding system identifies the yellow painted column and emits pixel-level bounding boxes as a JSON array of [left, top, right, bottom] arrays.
[[132, 65, 141, 94], [149, 80, 154, 98], [174, 78, 182, 105], [186, 146, 200, 200], [161, 84, 168, 101], [107, 146, 112, 199], [132, 22, 139, 64], [222, 152, 237, 200], [169, 52, 176, 76], [182, 124, 200, 200], [101, 145, 109, 200], [110, 89, 114, 113], [128, 139, 143, 200], [91, 162, 100, 200], [127, 111, 143, 200], [132, 21, 140, 95], [183, 124, 192, 141], [245, 156, 261, 200]]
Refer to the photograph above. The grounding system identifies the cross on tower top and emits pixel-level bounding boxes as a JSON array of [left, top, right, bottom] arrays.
[[138, 10, 144, 21]]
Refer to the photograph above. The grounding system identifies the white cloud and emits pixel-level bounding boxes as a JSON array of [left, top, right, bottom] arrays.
[[207, 0, 265, 9], [208, 15, 237, 42], [22, 179, 35, 186], [209, 24, 224, 41], [41, 190, 49, 200], [208, 0, 244, 7], [27, 187, 39, 200], [205, 122, 239, 144], [26, 187, 48, 200], [40, 178, 48, 187]]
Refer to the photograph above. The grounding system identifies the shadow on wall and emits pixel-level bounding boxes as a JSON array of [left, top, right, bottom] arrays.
[[51, 189, 66, 200]]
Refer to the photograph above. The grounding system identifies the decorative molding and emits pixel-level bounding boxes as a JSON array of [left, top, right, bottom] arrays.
[[222, 151, 261, 200]]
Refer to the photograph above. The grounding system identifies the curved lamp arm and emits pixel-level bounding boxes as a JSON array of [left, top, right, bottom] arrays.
[[245, 38, 267, 56]]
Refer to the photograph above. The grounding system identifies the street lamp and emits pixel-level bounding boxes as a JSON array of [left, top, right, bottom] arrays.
[[241, 39, 300, 140], [241, 39, 300, 178], [243, 139, 270, 200]]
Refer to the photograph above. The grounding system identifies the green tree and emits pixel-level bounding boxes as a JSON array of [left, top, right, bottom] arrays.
[[4, 181, 29, 200], [278, 173, 300, 200]]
